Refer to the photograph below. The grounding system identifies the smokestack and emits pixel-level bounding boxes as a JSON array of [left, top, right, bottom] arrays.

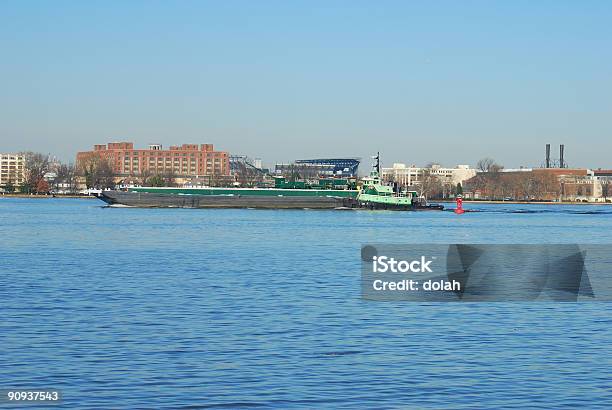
[[560, 144, 565, 168], [545, 144, 551, 168]]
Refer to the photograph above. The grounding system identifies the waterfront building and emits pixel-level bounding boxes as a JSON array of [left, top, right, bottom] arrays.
[[381, 163, 476, 188], [463, 168, 607, 202], [593, 169, 612, 180], [593, 169, 612, 202], [0, 152, 25, 187], [76, 142, 230, 178]]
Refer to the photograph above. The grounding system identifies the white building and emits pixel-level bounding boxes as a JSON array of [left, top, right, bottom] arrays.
[[381, 163, 476, 188], [0, 153, 25, 187]]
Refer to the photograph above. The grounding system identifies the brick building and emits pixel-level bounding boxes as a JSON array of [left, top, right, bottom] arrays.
[[76, 142, 230, 178], [463, 168, 601, 201]]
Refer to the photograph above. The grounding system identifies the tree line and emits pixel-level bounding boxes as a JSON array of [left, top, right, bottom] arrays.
[[382, 157, 568, 201], [2, 152, 79, 194]]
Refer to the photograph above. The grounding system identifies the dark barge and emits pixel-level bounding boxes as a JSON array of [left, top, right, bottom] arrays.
[[98, 190, 444, 211]]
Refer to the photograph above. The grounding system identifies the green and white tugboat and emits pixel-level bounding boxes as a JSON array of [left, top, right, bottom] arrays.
[[355, 153, 444, 211]]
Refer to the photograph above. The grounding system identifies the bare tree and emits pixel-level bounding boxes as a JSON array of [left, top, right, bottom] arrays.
[[518, 174, 537, 200], [470, 158, 504, 199], [55, 163, 78, 193], [139, 168, 151, 186], [163, 168, 177, 187], [601, 179, 610, 201], [477, 158, 493, 172], [284, 164, 302, 182], [236, 161, 264, 188], [534, 172, 559, 201], [97, 160, 115, 189], [476, 157, 503, 173], [21, 152, 49, 193], [209, 171, 224, 187], [79, 154, 115, 189], [418, 169, 443, 199]]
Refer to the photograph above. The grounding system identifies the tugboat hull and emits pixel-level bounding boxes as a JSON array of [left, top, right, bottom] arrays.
[[351, 200, 444, 211]]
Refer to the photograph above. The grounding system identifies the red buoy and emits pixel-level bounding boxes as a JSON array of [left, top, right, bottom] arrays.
[[454, 196, 465, 214]]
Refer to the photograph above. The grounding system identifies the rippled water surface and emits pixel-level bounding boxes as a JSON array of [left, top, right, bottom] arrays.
[[2, 198, 612, 408]]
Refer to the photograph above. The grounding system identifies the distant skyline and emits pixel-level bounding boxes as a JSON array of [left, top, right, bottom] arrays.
[[1, 1, 611, 169]]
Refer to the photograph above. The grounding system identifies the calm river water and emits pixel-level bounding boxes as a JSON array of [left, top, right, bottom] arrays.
[[1, 198, 611, 408]]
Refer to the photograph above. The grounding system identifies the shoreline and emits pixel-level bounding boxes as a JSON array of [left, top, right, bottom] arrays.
[[0, 194, 98, 199], [436, 199, 612, 205], [2, 194, 611, 205]]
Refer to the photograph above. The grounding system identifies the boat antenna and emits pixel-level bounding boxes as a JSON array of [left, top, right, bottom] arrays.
[[376, 152, 380, 175]]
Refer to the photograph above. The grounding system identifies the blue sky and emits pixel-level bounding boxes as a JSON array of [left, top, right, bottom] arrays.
[[1, 1, 611, 168]]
